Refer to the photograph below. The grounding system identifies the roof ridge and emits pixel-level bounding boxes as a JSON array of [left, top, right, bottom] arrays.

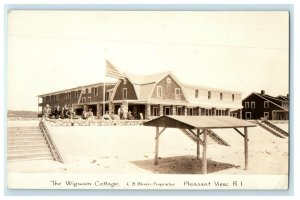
[[254, 93, 287, 111]]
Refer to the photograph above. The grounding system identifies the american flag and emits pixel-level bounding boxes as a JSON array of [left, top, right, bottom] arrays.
[[105, 59, 126, 79]]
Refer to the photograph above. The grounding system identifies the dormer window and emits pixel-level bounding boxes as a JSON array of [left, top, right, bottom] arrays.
[[124, 79, 127, 85], [208, 91, 211, 99], [195, 89, 199, 98]]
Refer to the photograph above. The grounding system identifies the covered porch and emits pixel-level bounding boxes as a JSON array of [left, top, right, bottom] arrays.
[[272, 110, 289, 120]]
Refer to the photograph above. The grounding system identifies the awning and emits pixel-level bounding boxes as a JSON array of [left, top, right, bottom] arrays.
[[143, 116, 256, 174], [143, 115, 256, 129]]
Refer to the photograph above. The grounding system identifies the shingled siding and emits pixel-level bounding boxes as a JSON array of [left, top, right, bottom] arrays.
[[113, 78, 138, 100], [242, 94, 285, 120], [40, 85, 115, 108], [151, 75, 186, 101]]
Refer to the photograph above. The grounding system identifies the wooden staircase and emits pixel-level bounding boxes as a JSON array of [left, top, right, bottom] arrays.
[[206, 129, 230, 146], [258, 120, 288, 138], [180, 129, 230, 146], [7, 126, 54, 162]]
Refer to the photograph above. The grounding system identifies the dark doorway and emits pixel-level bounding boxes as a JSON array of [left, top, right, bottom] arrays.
[[88, 105, 97, 116], [128, 104, 146, 119], [164, 106, 170, 116]]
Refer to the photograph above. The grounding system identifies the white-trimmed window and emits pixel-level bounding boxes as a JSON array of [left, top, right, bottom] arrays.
[[152, 107, 158, 116], [94, 87, 98, 96], [187, 108, 193, 116], [232, 94, 235, 102], [208, 91, 211, 99], [264, 101, 269, 108], [175, 88, 180, 99], [195, 89, 199, 98], [264, 112, 269, 119], [245, 102, 249, 108], [82, 88, 86, 94], [123, 88, 127, 99], [177, 107, 183, 115], [157, 86, 162, 98], [82, 97, 86, 103], [87, 97, 91, 103], [220, 92, 223, 100], [245, 112, 251, 119], [205, 109, 209, 116], [105, 91, 110, 101], [251, 101, 255, 108]]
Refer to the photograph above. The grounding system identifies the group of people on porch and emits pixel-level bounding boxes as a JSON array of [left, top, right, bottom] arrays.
[[43, 104, 138, 120], [43, 104, 76, 119]]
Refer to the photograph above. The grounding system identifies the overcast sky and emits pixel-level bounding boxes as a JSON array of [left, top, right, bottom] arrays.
[[7, 11, 289, 111]]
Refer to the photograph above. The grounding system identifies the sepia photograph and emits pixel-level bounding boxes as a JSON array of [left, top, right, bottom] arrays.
[[6, 10, 289, 190]]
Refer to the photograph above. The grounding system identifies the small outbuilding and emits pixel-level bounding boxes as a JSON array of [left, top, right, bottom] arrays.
[[143, 116, 256, 174]]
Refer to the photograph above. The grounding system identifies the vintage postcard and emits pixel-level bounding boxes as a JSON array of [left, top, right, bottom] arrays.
[[7, 10, 289, 190]]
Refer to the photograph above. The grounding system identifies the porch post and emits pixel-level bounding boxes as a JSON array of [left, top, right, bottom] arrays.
[[109, 102, 115, 114], [37, 97, 39, 115], [172, 105, 176, 115], [145, 104, 151, 119], [226, 108, 230, 116], [184, 106, 187, 116], [159, 104, 164, 116], [97, 103, 101, 117]]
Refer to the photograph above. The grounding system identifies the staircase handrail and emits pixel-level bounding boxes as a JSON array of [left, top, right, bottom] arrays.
[[263, 120, 288, 137], [39, 119, 64, 163]]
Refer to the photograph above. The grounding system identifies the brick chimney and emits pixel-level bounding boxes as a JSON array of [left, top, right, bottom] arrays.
[[261, 90, 265, 95]]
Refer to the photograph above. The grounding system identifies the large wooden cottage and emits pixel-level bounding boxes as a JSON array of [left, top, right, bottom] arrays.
[[38, 62, 243, 119], [242, 90, 289, 120]]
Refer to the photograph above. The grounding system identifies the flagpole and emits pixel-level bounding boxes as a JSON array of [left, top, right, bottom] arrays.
[[103, 76, 106, 117], [102, 48, 107, 117]]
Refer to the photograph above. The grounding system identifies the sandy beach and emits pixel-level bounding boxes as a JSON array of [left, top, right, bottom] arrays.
[[7, 120, 289, 175]]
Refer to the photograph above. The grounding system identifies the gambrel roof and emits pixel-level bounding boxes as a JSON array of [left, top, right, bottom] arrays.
[[124, 71, 189, 103]]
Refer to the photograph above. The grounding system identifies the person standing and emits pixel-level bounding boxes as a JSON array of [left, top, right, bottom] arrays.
[[43, 104, 51, 118], [62, 105, 69, 119]]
